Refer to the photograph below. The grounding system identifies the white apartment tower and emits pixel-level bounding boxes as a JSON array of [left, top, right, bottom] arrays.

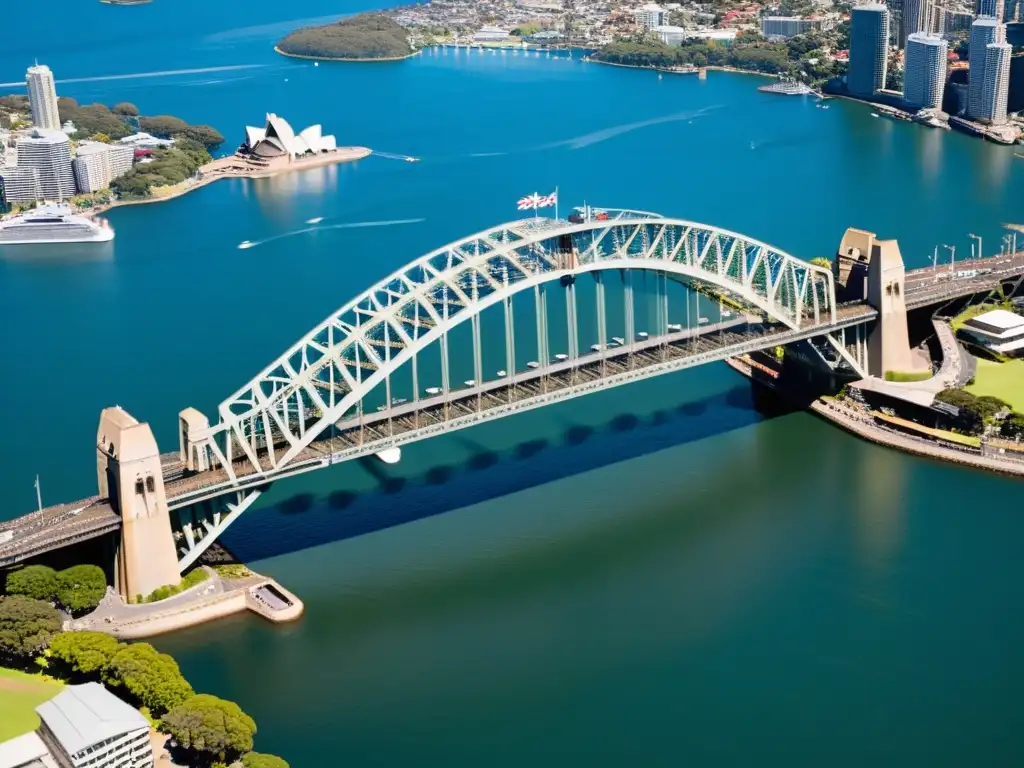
[[72, 142, 135, 192], [980, 41, 1012, 124], [903, 33, 948, 109], [967, 17, 1005, 121], [848, 4, 890, 98], [26, 64, 60, 131], [635, 4, 667, 30], [15, 129, 76, 201]]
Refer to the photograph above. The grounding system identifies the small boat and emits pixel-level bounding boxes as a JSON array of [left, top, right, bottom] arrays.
[[611, 336, 625, 345], [306, 217, 324, 224], [390, 397, 408, 406], [658, 73, 663, 80], [698, 317, 710, 324], [822, 105, 829, 110], [722, 310, 733, 318], [464, 379, 476, 387], [527, 361, 540, 369], [404, 156, 420, 163], [496, 369, 507, 377], [314, 62, 319, 67], [590, 344, 602, 351], [871, 113, 880, 118], [554, 353, 568, 361], [238, 240, 255, 249], [815, 104, 821, 108], [637, 331, 649, 339], [667, 323, 682, 331], [425, 386, 442, 395]]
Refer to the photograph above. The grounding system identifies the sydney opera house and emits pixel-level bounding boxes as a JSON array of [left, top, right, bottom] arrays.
[[237, 113, 341, 168]]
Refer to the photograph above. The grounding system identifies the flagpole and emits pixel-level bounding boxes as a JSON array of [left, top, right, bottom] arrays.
[[555, 186, 559, 222], [35, 474, 42, 513]]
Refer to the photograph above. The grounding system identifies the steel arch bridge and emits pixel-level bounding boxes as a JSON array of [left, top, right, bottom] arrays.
[[169, 208, 857, 568]]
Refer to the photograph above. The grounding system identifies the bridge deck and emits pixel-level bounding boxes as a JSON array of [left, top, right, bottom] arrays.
[[0, 497, 118, 566], [163, 304, 877, 507], [904, 251, 1024, 308]]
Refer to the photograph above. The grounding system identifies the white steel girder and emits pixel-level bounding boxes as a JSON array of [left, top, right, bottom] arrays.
[[191, 209, 837, 479]]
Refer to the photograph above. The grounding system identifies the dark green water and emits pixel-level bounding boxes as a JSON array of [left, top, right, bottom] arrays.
[[2, 4, 1024, 764]]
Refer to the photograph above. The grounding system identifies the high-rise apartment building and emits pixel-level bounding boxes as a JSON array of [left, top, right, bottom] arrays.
[[976, 0, 1004, 22], [15, 129, 75, 201], [25, 64, 60, 131], [0, 166, 43, 203], [904, 33, 948, 109], [980, 41, 1012, 124], [635, 4, 667, 30], [848, 4, 890, 98], [901, 0, 926, 49], [967, 17, 1005, 120], [72, 141, 135, 192]]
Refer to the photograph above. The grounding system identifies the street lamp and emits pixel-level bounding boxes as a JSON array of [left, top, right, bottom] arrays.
[[969, 233, 982, 261]]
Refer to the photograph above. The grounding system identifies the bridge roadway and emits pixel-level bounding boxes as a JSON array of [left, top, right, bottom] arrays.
[[3, 251, 1021, 566]]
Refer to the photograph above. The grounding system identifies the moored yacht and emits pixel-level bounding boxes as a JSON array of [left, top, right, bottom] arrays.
[[0, 206, 113, 245]]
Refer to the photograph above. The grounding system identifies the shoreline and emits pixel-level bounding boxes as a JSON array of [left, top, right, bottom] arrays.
[[83, 147, 371, 217], [726, 356, 1024, 479], [273, 45, 422, 63]]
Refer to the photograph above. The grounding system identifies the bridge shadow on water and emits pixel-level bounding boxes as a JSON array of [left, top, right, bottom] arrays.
[[222, 381, 798, 564]]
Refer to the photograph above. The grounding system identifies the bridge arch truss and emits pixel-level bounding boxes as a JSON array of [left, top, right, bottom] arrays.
[[189, 210, 836, 482]]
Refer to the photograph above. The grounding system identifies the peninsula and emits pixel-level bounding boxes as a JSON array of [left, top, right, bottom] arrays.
[[276, 14, 415, 61]]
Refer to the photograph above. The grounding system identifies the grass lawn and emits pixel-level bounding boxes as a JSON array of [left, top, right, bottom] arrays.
[[967, 358, 1024, 412], [0, 667, 64, 741]]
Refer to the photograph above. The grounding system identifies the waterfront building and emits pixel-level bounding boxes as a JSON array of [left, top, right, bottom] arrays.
[[0, 731, 58, 768], [976, 0, 1004, 22], [25, 64, 60, 132], [473, 26, 510, 41], [760, 16, 825, 39], [904, 33, 948, 109], [980, 41, 1012, 124], [848, 4, 890, 98], [960, 309, 1024, 354], [15, 129, 75, 201], [0, 166, 42, 204], [967, 17, 1005, 121], [241, 114, 337, 162], [72, 142, 135, 192], [36, 683, 154, 768], [635, 3, 667, 30]]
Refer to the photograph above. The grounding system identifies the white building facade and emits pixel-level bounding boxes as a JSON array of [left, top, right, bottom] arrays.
[[15, 129, 75, 201], [903, 33, 947, 110], [72, 142, 135, 192], [635, 4, 668, 30], [848, 4, 890, 98], [760, 16, 823, 39], [26, 65, 60, 132], [967, 17, 1005, 121], [35, 683, 154, 768], [980, 41, 1012, 124], [0, 166, 43, 203]]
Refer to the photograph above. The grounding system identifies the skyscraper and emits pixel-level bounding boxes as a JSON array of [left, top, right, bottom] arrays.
[[15, 129, 75, 201], [980, 41, 1012, 124], [976, 0, 1004, 22], [848, 4, 890, 98], [967, 17, 1005, 120], [904, 33, 948, 109], [25, 65, 60, 131], [901, 0, 926, 49]]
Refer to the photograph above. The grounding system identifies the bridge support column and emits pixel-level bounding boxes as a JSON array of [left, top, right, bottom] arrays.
[[97, 407, 181, 601], [835, 228, 920, 379], [179, 407, 211, 472]]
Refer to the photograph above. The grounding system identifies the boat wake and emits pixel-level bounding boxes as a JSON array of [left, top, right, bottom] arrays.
[[238, 219, 425, 249], [0, 64, 267, 89], [469, 152, 507, 158], [373, 151, 421, 162], [545, 106, 724, 150]]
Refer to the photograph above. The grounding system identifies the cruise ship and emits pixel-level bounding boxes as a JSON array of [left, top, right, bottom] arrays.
[[0, 206, 114, 245]]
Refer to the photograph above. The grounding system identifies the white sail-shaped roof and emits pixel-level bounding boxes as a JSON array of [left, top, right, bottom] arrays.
[[244, 114, 338, 158]]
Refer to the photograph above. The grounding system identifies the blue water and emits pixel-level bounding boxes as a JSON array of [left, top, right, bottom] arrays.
[[3, 4, 1024, 765]]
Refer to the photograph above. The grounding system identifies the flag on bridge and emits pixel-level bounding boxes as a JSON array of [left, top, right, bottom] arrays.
[[517, 190, 558, 211]]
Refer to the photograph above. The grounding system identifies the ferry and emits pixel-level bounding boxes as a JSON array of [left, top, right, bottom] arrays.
[[0, 206, 113, 246], [238, 240, 256, 249], [306, 217, 324, 224]]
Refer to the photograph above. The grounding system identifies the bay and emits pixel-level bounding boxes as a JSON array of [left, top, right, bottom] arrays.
[[2, 5, 1024, 765]]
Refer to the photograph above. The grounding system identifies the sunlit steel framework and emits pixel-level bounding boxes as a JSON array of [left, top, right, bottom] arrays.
[[190, 210, 837, 479], [170, 210, 845, 568]]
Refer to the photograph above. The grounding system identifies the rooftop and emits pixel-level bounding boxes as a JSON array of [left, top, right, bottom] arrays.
[[965, 309, 1024, 333], [35, 683, 148, 757], [0, 732, 55, 768]]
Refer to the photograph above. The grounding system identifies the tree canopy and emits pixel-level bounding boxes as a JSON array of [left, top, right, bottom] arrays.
[[48, 631, 121, 678], [111, 141, 211, 200], [55, 565, 107, 616], [57, 99, 133, 140], [277, 14, 413, 59], [161, 694, 256, 764], [5, 565, 58, 602], [242, 752, 290, 768], [112, 102, 139, 116], [103, 642, 194, 715], [0, 596, 63, 661]]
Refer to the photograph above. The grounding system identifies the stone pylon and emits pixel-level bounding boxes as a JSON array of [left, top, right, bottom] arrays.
[[97, 407, 180, 600]]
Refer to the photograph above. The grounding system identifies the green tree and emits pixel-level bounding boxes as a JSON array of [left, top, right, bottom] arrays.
[[90, 133, 113, 143], [104, 642, 194, 715], [111, 102, 139, 116], [974, 395, 1010, 420], [1001, 412, 1024, 438], [810, 257, 833, 270], [160, 694, 256, 764], [242, 752, 289, 768], [5, 565, 57, 601], [180, 125, 225, 151], [48, 631, 121, 678], [0, 596, 63, 661], [55, 565, 107, 616], [139, 115, 190, 138]]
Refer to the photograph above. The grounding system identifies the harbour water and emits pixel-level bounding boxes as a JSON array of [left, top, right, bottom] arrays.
[[2, 5, 1024, 765]]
